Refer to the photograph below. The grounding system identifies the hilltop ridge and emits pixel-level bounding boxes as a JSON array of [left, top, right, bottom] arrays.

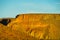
[[0, 14, 60, 40]]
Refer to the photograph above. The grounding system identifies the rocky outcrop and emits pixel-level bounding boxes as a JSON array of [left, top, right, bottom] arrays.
[[0, 14, 60, 40]]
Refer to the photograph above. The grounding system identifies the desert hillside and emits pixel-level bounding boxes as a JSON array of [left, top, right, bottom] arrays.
[[0, 14, 60, 40]]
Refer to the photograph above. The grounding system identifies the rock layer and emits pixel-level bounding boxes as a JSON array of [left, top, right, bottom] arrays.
[[0, 14, 60, 40]]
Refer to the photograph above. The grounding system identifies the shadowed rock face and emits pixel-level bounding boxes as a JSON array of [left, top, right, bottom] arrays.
[[15, 14, 19, 18], [0, 19, 11, 25]]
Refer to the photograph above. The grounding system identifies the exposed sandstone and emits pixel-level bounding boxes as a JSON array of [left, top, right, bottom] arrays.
[[0, 14, 60, 40]]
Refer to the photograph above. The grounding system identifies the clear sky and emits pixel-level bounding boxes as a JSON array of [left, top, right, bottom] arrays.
[[0, 0, 60, 18]]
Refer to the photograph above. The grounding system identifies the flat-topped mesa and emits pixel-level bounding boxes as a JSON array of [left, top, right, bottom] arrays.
[[16, 14, 60, 24], [15, 14, 58, 27], [15, 14, 50, 27], [7, 14, 60, 28], [0, 14, 60, 39], [14, 14, 60, 39]]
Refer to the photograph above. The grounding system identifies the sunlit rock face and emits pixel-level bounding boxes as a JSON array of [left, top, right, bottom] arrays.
[[7, 14, 60, 40], [0, 14, 60, 40]]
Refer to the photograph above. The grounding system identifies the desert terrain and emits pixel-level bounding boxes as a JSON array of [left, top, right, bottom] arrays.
[[0, 14, 60, 40]]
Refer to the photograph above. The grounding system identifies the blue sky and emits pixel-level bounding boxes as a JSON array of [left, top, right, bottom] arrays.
[[0, 0, 60, 18]]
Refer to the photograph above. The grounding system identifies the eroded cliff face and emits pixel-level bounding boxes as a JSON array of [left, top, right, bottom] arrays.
[[0, 14, 60, 40]]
